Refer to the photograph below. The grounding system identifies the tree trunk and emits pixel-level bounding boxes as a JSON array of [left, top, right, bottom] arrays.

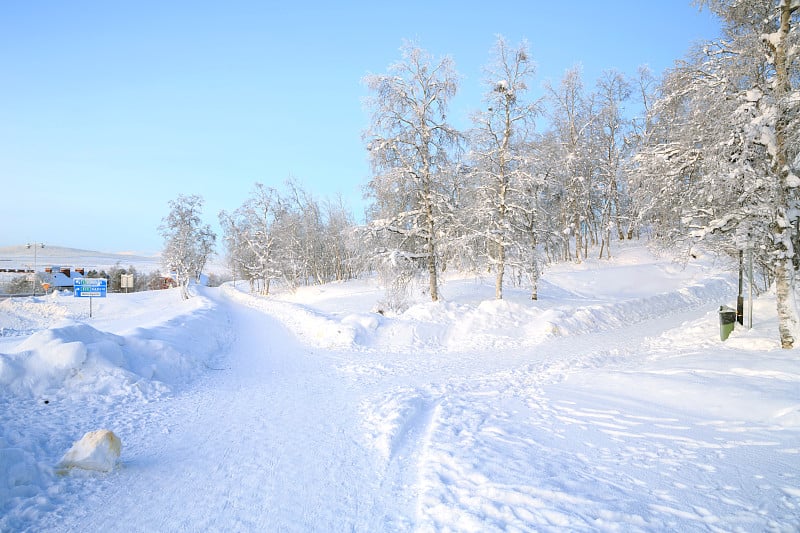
[[427, 235, 438, 302], [495, 182, 507, 300], [495, 253, 505, 300], [771, 0, 799, 348], [774, 256, 798, 348], [425, 186, 438, 302]]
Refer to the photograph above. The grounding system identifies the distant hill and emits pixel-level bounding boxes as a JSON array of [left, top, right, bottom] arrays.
[[0, 245, 161, 272]]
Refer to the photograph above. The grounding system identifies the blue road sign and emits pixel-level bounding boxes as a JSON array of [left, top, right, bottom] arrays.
[[74, 278, 107, 298]]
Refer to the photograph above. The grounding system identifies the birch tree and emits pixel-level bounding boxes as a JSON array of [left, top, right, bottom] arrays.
[[756, 0, 800, 348], [221, 181, 360, 294], [363, 43, 461, 302], [159, 194, 217, 300], [635, 0, 800, 348], [468, 36, 540, 299], [219, 184, 282, 295], [592, 70, 633, 258], [543, 67, 594, 262], [324, 196, 359, 282]]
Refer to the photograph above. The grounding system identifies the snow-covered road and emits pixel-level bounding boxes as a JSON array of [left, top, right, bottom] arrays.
[[30, 289, 403, 531]]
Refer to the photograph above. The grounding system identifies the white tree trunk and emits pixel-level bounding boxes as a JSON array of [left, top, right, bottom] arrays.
[[774, 256, 799, 348], [771, 0, 799, 348]]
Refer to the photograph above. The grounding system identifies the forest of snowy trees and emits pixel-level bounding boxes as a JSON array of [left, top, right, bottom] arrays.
[[167, 0, 799, 348]]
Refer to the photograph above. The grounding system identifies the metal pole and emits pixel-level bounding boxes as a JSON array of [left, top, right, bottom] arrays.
[[748, 247, 753, 329], [737, 250, 744, 325], [27, 242, 44, 296]]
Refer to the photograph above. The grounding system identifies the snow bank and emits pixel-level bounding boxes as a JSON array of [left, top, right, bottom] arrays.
[[0, 295, 74, 338], [0, 288, 232, 525], [0, 289, 231, 401], [259, 245, 734, 353], [225, 269, 735, 354], [221, 284, 360, 348]]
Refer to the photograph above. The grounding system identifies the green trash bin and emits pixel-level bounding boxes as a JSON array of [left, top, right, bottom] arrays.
[[719, 305, 736, 341]]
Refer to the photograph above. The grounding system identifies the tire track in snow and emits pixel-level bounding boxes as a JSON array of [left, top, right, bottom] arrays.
[[398, 306, 800, 531]]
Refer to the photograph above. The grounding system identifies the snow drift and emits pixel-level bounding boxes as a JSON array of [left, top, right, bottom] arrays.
[[0, 289, 231, 400]]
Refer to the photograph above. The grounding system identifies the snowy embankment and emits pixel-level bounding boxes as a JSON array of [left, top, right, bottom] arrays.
[[224, 252, 735, 354], [0, 290, 230, 400], [0, 289, 232, 525], [2, 243, 799, 531]]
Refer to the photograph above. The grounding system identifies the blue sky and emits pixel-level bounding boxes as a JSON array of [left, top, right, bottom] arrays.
[[0, 1, 720, 255]]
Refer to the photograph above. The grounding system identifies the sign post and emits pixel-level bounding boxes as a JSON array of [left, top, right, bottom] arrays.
[[735, 224, 754, 330], [121, 273, 134, 293], [74, 278, 107, 317]]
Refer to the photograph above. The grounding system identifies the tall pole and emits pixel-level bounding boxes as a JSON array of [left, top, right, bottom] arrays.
[[26, 242, 45, 296], [737, 250, 744, 325], [748, 246, 754, 329]]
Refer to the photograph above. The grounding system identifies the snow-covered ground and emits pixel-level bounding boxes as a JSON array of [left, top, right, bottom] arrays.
[[1, 243, 798, 532]]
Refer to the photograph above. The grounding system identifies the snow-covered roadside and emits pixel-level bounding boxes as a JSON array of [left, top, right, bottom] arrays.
[[229, 247, 736, 355], [401, 318, 800, 531], [1, 244, 799, 531], [0, 289, 232, 529], [0, 289, 230, 400]]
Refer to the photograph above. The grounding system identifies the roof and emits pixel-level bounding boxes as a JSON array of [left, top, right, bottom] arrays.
[[46, 270, 84, 288]]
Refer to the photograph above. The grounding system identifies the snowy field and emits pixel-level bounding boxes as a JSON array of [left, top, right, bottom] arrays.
[[0, 245, 161, 274], [1, 243, 799, 532]]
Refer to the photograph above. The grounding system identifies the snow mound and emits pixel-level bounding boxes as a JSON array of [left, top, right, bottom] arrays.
[[221, 243, 737, 355], [231, 273, 735, 354], [0, 292, 231, 400], [0, 296, 74, 337]]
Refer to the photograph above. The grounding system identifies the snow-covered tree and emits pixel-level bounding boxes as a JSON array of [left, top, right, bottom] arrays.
[[363, 43, 461, 302], [467, 36, 541, 299], [219, 183, 283, 295], [323, 195, 360, 282], [159, 194, 217, 299], [542, 67, 596, 263], [221, 181, 360, 295], [634, 0, 800, 348], [622, 65, 658, 239], [592, 69, 634, 258], [272, 180, 316, 290]]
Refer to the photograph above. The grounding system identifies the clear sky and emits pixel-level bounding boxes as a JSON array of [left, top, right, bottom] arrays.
[[0, 1, 720, 255]]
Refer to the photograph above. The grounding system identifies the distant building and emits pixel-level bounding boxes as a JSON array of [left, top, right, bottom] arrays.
[[152, 276, 177, 290], [44, 266, 85, 290]]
